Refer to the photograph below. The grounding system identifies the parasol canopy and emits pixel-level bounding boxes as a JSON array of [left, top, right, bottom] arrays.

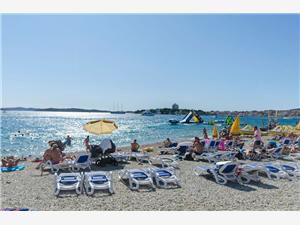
[[83, 119, 118, 135]]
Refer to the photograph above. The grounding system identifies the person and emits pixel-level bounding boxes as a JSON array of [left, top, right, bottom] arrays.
[[131, 139, 140, 152], [203, 128, 208, 139], [192, 137, 204, 156], [84, 136, 91, 151], [1, 156, 20, 168], [163, 138, 172, 148], [64, 135, 72, 146], [253, 126, 263, 149], [36, 144, 74, 172], [218, 138, 226, 151]]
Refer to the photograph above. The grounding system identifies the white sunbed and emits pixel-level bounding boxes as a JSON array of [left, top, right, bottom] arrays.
[[130, 152, 151, 164], [194, 161, 251, 185], [259, 163, 292, 180], [111, 152, 131, 163], [83, 171, 114, 195], [149, 156, 180, 169], [279, 162, 300, 178], [146, 167, 181, 188], [71, 153, 91, 172], [119, 168, 155, 191], [54, 172, 83, 197]]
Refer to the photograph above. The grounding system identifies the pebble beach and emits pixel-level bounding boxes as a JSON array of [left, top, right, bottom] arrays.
[[1, 138, 300, 211]]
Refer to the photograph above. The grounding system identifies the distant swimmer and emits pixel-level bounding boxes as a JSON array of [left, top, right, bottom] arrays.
[[63, 135, 72, 146]]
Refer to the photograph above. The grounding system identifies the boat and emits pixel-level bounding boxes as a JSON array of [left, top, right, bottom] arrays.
[[111, 103, 126, 114], [142, 110, 155, 116], [111, 111, 126, 114]]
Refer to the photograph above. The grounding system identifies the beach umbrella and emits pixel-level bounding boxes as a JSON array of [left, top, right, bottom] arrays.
[[230, 115, 240, 136], [83, 119, 118, 135], [212, 126, 218, 139], [296, 122, 300, 130]]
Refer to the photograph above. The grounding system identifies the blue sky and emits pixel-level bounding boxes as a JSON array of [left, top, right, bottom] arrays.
[[1, 14, 299, 111]]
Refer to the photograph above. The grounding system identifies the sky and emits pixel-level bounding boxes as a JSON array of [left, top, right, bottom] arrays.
[[1, 14, 299, 111]]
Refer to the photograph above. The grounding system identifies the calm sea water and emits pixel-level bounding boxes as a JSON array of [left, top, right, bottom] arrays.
[[1, 111, 299, 157]]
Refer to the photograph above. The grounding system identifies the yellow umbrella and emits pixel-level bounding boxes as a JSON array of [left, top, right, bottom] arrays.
[[212, 126, 218, 139], [83, 119, 118, 135], [230, 115, 240, 136], [296, 122, 300, 130]]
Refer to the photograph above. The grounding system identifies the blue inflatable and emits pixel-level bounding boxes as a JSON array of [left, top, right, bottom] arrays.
[[0, 165, 25, 172]]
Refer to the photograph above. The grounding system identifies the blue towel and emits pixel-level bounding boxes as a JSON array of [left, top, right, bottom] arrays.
[[0, 165, 25, 173]]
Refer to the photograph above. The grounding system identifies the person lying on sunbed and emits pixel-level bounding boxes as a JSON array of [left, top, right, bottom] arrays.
[[161, 138, 178, 148], [131, 139, 140, 152], [1, 156, 20, 168]]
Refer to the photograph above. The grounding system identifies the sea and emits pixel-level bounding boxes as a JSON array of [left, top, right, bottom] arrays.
[[1, 111, 299, 157]]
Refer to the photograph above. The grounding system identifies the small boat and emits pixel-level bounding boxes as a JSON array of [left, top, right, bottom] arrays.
[[169, 119, 179, 125], [142, 110, 155, 116], [111, 111, 126, 114]]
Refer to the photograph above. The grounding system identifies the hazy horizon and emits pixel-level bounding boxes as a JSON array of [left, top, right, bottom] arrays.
[[2, 14, 299, 111]]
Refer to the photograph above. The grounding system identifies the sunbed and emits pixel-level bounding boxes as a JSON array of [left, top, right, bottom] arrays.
[[83, 171, 114, 195], [71, 153, 91, 172], [54, 172, 83, 197], [147, 167, 181, 188], [119, 168, 155, 191], [194, 161, 250, 185]]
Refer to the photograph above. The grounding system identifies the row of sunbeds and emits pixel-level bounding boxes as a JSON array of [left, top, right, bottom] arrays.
[[54, 167, 181, 197], [194, 161, 300, 185]]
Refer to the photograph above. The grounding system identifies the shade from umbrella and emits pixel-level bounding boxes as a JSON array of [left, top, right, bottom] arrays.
[[230, 115, 240, 136], [83, 120, 118, 135]]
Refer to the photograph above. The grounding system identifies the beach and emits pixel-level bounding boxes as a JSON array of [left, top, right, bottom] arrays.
[[1, 137, 300, 211]]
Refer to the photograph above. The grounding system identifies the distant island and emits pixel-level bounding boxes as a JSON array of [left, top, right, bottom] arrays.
[[1, 107, 299, 117]]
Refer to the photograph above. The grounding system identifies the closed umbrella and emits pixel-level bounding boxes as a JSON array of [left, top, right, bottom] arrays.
[[83, 119, 118, 135], [212, 126, 218, 139], [230, 115, 240, 136]]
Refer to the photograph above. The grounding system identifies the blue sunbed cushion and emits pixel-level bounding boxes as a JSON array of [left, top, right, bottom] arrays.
[[209, 141, 216, 147], [156, 170, 172, 177], [221, 164, 236, 173], [132, 171, 148, 180], [282, 165, 295, 171], [60, 176, 78, 185], [0, 165, 25, 172], [91, 175, 108, 184], [77, 155, 89, 163], [266, 166, 280, 173]]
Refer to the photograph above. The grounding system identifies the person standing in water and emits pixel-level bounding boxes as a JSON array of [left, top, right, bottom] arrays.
[[64, 135, 72, 146], [203, 128, 208, 139], [84, 136, 90, 151]]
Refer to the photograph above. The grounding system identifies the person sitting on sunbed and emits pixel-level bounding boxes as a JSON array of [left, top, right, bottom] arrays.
[[1, 156, 20, 168], [131, 139, 140, 152], [191, 137, 204, 159], [253, 126, 263, 149], [163, 138, 172, 147]]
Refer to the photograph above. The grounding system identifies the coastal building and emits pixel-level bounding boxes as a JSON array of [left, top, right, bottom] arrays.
[[172, 103, 179, 110]]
